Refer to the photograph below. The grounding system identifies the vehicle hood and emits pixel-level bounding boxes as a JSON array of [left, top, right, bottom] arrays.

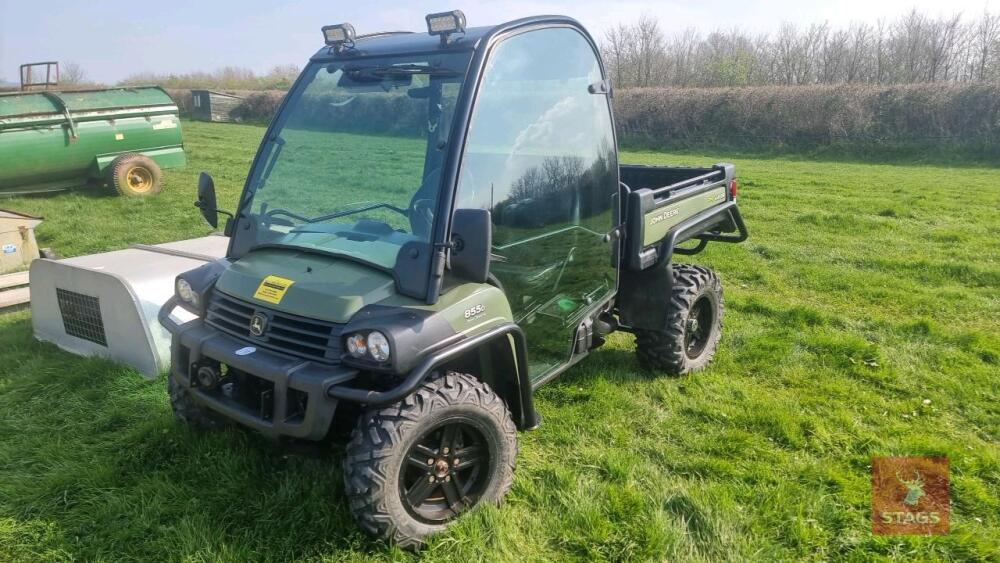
[[214, 248, 396, 323]]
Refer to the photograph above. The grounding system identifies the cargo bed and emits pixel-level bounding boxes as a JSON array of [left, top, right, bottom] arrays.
[[620, 163, 747, 270]]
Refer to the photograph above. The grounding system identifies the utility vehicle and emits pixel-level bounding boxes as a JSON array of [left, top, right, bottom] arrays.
[[160, 11, 747, 547]]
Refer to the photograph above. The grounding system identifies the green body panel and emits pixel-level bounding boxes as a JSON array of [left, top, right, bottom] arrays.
[[387, 283, 515, 335], [216, 249, 396, 323], [0, 87, 184, 194], [642, 185, 727, 247], [0, 87, 177, 118], [93, 146, 186, 176], [217, 248, 516, 333]]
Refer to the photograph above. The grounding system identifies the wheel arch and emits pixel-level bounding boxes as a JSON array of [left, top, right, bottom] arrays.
[[327, 323, 540, 430], [437, 328, 538, 430]]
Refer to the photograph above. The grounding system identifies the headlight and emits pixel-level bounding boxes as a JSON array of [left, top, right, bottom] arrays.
[[176, 278, 199, 308], [346, 333, 367, 357], [367, 331, 391, 362], [170, 261, 224, 317], [345, 331, 391, 363]]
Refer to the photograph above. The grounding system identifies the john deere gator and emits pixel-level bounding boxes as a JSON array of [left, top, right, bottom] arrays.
[[159, 11, 748, 546]]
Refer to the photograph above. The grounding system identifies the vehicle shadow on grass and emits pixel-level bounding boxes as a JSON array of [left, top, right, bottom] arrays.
[[1, 181, 117, 201], [0, 314, 396, 560], [530, 344, 670, 402], [0, 315, 673, 559]]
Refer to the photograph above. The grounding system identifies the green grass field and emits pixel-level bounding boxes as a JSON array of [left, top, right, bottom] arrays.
[[1, 121, 998, 561]]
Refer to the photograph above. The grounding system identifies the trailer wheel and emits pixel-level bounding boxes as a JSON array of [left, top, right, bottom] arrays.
[[108, 153, 163, 197], [634, 264, 724, 375], [343, 372, 517, 548], [168, 372, 224, 430]]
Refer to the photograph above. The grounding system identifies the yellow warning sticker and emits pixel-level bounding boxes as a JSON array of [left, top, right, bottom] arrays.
[[253, 275, 295, 304]]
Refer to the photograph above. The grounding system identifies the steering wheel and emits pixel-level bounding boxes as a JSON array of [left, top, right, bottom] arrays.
[[263, 208, 305, 228], [410, 198, 436, 237], [408, 166, 486, 237]]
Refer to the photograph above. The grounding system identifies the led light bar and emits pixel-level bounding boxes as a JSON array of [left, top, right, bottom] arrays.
[[426, 10, 466, 37], [322, 23, 356, 47]]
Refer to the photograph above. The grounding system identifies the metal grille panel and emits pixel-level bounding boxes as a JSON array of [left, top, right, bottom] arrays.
[[206, 291, 344, 363], [56, 288, 107, 346]]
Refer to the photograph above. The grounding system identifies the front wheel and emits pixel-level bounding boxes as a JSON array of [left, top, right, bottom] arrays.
[[635, 263, 724, 375], [343, 372, 517, 548]]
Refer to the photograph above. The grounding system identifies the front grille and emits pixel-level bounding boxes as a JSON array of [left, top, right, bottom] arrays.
[[56, 289, 107, 346], [205, 291, 344, 363]]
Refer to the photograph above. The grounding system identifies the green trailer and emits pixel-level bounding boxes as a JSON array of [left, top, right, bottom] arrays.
[[0, 87, 185, 196]]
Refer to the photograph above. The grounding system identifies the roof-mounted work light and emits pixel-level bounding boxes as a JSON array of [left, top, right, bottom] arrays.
[[426, 10, 466, 43], [322, 23, 356, 50]]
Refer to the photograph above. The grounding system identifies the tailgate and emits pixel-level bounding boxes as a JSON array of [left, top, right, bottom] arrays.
[[622, 163, 744, 270]]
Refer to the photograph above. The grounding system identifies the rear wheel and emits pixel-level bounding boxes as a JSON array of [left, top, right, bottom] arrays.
[[634, 264, 724, 375], [343, 372, 517, 548], [107, 153, 163, 197]]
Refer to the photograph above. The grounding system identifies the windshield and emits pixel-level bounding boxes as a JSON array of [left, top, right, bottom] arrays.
[[234, 52, 472, 273]]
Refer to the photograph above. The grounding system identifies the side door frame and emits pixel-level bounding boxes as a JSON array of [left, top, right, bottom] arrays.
[[428, 15, 622, 304], [434, 16, 622, 387]]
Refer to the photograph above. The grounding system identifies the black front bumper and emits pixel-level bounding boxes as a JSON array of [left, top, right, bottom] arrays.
[[161, 298, 358, 440]]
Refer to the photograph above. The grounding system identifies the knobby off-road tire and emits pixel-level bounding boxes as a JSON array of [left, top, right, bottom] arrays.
[[635, 263, 724, 375], [343, 372, 517, 548], [108, 153, 163, 197], [168, 372, 224, 430]]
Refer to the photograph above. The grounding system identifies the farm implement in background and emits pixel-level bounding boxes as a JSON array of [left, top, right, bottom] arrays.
[[29, 236, 229, 375], [0, 86, 185, 196], [0, 209, 46, 311], [0, 271, 30, 310]]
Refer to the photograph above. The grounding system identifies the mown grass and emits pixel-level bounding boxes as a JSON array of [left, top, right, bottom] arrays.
[[1, 121, 998, 561]]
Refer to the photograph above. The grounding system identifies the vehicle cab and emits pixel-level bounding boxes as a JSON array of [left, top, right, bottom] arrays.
[[162, 13, 621, 435]]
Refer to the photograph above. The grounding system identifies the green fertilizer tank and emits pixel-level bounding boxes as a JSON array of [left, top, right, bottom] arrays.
[[0, 87, 185, 196]]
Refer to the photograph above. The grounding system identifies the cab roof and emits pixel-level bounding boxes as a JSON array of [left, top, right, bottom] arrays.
[[310, 15, 585, 61]]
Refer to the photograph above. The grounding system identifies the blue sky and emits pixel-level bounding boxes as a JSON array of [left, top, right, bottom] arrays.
[[1, 0, 993, 84]]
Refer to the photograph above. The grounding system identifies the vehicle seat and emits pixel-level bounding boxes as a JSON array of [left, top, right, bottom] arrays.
[[409, 167, 440, 238]]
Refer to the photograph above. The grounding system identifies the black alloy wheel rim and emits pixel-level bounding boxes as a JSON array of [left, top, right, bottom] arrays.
[[685, 295, 715, 359], [399, 419, 491, 524]]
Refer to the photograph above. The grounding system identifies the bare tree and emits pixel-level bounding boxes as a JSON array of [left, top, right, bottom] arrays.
[[844, 23, 871, 83], [971, 10, 1000, 80], [665, 28, 701, 86], [774, 22, 802, 85], [815, 25, 842, 83], [602, 16, 667, 88], [600, 8, 1000, 88], [61, 62, 87, 85], [602, 23, 632, 87], [634, 15, 666, 87]]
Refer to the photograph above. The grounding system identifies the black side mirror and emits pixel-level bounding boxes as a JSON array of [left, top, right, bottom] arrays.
[[196, 172, 219, 228], [450, 209, 492, 283]]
